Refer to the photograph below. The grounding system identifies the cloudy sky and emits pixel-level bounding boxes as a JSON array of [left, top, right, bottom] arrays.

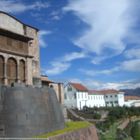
[[1, 0, 140, 89]]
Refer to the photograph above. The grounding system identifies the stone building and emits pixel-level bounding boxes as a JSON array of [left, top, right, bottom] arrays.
[[0, 11, 65, 137], [0, 11, 40, 86], [41, 75, 64, 105], [0, 11, 64, 104]]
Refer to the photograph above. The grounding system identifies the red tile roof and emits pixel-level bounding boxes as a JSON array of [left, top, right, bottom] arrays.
[[99, 89, 119, 94], [88, 90, 102, 95], [70, 83, 88, 91], [41, 76, 54, 83], [125, 96, 140, 101], [88, 89, 120, 95]]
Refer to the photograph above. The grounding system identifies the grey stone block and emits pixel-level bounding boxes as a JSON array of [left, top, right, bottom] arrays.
[[0, 85, 65, 137]]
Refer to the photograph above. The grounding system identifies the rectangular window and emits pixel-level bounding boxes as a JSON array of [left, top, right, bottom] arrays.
[[64, 94, 67, 99], [68, 87, 72, 91], [74, 93, 76, 99]]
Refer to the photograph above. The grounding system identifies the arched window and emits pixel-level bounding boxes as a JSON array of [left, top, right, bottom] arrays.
[[50, 85, 54, 88], [7, 58, 17, 85], [0, 55, 4, 84], [19, 60, 25, 83]]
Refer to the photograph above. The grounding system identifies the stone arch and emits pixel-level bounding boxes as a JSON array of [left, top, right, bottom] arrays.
[[19, 59, 25, 83], [0, 55, 4, 84], [7, 57, 17, 85]]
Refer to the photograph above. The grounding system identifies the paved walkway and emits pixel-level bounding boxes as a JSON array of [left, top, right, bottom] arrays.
[[67, 109, 105, 122]]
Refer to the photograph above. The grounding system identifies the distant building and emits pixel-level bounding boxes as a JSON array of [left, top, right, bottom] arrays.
[[64, 82, 89, 110], [41, 75, 64, 104], [64, 82, 125, 109], [124, 96, 140, 107], [102, 90, 124, 107], [87, 90, 105, 107]]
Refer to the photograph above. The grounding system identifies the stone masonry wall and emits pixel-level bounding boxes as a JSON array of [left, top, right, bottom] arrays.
[[0, 84, 65, 137], [26, 26, 40, 80], [48, 125, 99, 140]]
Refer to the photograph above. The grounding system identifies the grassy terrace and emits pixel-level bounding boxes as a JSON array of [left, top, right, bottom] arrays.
[[131, 121, 140, 140], [99, 122, 118, 140], [35, 121, 92, 138]]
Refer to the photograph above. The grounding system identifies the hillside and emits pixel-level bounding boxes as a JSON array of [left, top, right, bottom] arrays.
[[120, 88, 140, 96]]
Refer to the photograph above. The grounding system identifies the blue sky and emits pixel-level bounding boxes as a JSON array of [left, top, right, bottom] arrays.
[[1, 0, 140, 89]]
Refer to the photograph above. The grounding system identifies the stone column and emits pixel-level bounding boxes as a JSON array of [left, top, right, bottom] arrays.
[[4, 57, 8, 85], [26, 57, 32, 85], [25, 60, 28, 85], [17, 59, 20, 83]]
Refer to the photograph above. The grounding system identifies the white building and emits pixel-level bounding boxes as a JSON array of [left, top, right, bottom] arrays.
[[64, 83, 125, 110], [102, 90, 125, 107], [64, 83, 89, 110], [124, 96, 140, 107], [87, 90, 105, 107]]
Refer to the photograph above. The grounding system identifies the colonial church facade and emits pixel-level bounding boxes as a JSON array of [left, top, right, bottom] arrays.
[[0, 11, 65, 105], [0, 11, 40, 85]]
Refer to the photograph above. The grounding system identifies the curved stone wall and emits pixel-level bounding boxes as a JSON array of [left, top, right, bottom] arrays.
[[0, 85, 65, 137]]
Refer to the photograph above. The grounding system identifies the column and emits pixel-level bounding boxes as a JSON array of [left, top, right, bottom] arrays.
[[4, 57, 8, 85], [17, 59, 20, 83], [26, 57, 32, 85], [25, 60, 28, 85]]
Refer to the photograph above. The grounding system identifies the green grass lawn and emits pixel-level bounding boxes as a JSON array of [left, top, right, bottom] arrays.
[[35, 121, 92, 138], [131, 121, 140, 140]]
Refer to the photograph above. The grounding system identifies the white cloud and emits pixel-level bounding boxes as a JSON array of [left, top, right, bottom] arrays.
[[39, 30, 52, 48], [0, 0, 49, 13], [77, 79, 140, 90], [44, 62, 70, 75], [67, 78, 83, 84], [121, 59, 140, 72], [44, 51, 86, 75], [100, 81, 140, 90], [64, 0, 139, 63], [51, 15, 60, 21], [80, 67, 119, 76], [81, 58, 140, 77], [124, 48, 140, 59], [80, 58, 140, 79], [63, 52, 86, 61], [50, 11, 61, 21]]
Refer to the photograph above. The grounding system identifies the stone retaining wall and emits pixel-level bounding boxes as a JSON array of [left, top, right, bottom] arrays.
[[0, 85, 65, 137], [48, 125, 99, 140]]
